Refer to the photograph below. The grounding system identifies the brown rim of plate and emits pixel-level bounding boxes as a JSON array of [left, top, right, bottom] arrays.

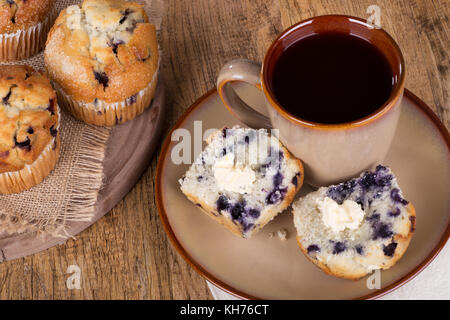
[[155, 88, 450, 300], [261, 15, 406, 130]]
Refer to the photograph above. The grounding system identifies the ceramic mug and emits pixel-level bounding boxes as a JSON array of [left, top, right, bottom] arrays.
[[217, 15, 405, 187]]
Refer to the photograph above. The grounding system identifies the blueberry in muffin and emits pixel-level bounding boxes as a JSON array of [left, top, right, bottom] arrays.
[[0, 0, 57, 61], [180, 126, 304, 238], [44, 0, 159, 126], [0, 65, 60, 194], [292, 165, 416, 280]]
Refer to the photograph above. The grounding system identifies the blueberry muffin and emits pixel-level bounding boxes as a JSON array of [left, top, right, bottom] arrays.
[[0, 65, 60, 194], [180, 126, 304, 238], [44, 0, 159, 126], [0, 0, 57, 61], [292, 165, 416, 280]]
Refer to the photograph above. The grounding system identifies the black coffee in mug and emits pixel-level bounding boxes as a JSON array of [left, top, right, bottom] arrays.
[[271, 32, 394, 124]]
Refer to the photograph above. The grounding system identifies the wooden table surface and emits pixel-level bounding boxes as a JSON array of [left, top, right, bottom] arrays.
[[0, 0, 448, 299]]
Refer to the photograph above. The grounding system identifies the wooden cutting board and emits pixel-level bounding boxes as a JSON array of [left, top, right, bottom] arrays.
[[0, 79, 165, 262]]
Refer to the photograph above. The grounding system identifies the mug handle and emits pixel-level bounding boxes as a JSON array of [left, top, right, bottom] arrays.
[[216, 59, 272, 129]]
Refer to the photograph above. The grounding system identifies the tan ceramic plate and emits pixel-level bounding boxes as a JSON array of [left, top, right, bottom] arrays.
[[156, 83, 450, 299]]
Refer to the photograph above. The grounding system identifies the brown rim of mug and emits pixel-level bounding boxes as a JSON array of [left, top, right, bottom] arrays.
[[155, 88, 450, 300], [261, 15, 406, 130]]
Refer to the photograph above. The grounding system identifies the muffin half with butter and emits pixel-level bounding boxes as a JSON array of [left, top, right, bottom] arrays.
[[179, 126, 304, 238], [0, 65, 60, 194], [292, 165, 416, 280], [44, 0, 159, 126]]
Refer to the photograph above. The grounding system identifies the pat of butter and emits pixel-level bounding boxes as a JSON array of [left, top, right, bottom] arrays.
[[213, 153, 256, 194], [317, 197, 364, 234]]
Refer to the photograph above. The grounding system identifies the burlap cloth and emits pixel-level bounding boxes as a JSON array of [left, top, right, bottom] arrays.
[[0, 0, 163, 239]]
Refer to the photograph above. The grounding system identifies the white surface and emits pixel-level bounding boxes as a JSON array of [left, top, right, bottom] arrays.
[[207, 241, 450, 300]]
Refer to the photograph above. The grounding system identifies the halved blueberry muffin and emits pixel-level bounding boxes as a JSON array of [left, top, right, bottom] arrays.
[[180, 126, 304, 238], [0, 65, 60, 193], [293, 165, 416, 280], [44, 0, 159, 126]]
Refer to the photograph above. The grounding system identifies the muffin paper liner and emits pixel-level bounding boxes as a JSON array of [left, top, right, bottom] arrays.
[[0, 7, 58, 62], [54, 57, 160, 127], [0, 108, 61, 194]]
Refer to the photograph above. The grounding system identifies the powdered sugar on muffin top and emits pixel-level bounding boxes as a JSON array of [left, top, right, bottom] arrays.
[[64, 2, 146, 67]]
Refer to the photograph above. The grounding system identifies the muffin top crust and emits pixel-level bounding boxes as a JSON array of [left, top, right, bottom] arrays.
[[0, 0, 55, 33], [44, 0, 159, 104], [0, 65, 59, 173]]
